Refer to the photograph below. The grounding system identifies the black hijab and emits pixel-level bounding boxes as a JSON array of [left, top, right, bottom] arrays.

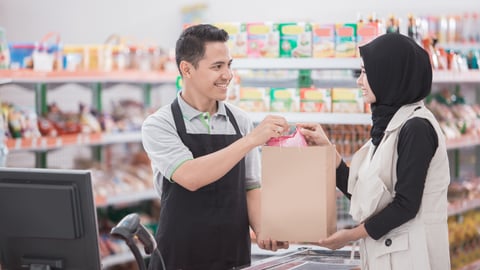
[[359, 33, 432, 146]]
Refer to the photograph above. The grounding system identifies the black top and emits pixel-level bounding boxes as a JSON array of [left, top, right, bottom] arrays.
[[336, 117, 438, 240]]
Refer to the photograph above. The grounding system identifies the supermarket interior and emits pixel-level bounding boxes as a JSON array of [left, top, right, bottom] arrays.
[[1, 0, 480, 269]]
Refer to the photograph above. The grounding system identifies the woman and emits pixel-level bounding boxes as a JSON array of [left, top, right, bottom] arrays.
[[299, 33, 450, 270]]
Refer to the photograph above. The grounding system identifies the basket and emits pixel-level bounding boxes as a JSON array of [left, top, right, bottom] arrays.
[[9, 32, 62, 71]]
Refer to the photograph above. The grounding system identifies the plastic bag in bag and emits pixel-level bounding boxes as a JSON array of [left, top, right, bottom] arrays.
[[266, 128, 307, 147]]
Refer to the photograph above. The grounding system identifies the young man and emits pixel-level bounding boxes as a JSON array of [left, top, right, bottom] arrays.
[[142, 24, 289, 270]]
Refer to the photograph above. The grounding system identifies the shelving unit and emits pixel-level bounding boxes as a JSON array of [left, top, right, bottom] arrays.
[[0, 69, 178, 84], [2, 58, 480, 268], [232, 58, 361, 70], [248, 112, 371, 125], [0, 69, 177, 268]]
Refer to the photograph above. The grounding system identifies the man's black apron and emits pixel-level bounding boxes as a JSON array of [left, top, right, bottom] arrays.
[[148, 98, 251, 270]]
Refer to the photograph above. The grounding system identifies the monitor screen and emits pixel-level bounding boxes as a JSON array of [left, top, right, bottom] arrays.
[[0, 167, 102, 270]]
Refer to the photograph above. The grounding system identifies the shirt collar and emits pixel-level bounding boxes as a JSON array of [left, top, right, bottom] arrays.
[[177, 91, 228, 121]]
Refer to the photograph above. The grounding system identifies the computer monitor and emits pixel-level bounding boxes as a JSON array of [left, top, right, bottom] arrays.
[[0, 167, 102, 270]]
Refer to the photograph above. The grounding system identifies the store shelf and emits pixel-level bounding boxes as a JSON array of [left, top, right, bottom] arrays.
[[0, 69, 178, 84], [240, 77, 359, 88], [433, 70, 480, 84], [448, 198, 480, 216], [95, 189, 158, 208], [438, 42, 480, 52], [5, 131, 142, 152], [8, 120, 480, 152], [459, 259, 480, 270], [232, 58, 480, 84], [232, 58, 361, 70], [446, 136, 480, 150], [0, 78, 12, 84], [249, 112, 371, 125]]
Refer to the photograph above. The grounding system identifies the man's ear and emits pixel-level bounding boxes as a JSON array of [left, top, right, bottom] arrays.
[[179, 61, 192, 78]]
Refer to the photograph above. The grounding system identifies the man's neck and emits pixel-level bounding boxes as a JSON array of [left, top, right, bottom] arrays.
[[180, 91, 218, 115]]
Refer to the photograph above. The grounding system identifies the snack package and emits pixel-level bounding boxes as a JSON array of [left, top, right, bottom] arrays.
[[300, 87, 331, 112], [266, 128, 307, 147], [335, 23, 357, 58], [331, 88, 364, 113], [312, 24, 335, 58], [247, 22, 280, 58], [237, 87, 269, 112], [214, 22, 247, 58], [279, 22, 312, 58], [270, 88, 299, 112]]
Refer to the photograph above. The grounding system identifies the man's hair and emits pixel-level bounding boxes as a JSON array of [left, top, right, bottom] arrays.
[[175, 24, 229, 75]]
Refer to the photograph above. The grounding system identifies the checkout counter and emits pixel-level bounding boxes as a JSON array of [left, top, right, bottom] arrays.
[[247, 244, 361, 270]]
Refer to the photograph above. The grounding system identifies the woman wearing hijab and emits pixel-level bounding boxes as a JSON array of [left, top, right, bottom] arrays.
[[298, 33, 451, 270]]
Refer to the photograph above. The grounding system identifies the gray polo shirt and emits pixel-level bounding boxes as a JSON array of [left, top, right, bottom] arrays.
[[141, 93, 261, 196]]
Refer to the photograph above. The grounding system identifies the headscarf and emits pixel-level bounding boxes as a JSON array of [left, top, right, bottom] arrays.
[[359, 33, 433, 146]]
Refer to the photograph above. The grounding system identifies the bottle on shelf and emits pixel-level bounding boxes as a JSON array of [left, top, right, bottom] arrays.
[[0, 27, 10, 69]]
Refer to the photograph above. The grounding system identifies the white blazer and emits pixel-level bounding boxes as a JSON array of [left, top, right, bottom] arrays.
[[348, 101, 451, 270]]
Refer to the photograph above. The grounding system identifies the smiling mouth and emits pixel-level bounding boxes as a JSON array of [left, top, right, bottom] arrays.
[[215, 82, 229, 89]]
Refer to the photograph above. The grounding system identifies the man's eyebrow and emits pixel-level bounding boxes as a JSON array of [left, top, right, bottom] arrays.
[[211, 60, 229, 66]]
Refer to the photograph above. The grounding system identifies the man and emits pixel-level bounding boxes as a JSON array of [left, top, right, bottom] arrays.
[[142, 24, 289, 270]]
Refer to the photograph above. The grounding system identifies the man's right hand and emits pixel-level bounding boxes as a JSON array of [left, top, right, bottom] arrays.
[[246, 115, 289, 147]]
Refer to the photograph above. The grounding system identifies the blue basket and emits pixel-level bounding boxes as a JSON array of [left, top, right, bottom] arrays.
[[9, 43, 61, 69], [8, 32, 62, 69]]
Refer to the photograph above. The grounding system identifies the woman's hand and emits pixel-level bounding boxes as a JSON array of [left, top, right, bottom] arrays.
[[298, 123, 343, 167], [317, 224, 368, 250], [297, 123, 331, 146], [317, 229, 352, 250]]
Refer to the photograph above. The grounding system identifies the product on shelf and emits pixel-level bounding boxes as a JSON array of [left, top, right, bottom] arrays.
[[331, 88, 364, 113], [269, 88, 299, 112], [9, 32, 62, 71], [356, 20, 380, 52], [299, 87, 331, 112], [235, 87, 269, 112], [214, 22, 248, 58], [246, 22, 280, 58], [279, 22, 313, 58], [334, 23, 357, 58], [0, 27, 10, 69], [448, 210, 480, 270], [312, 23, 335, 58]]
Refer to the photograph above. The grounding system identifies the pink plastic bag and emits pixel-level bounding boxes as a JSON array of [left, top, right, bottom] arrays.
[[266, 128, 308, 147]]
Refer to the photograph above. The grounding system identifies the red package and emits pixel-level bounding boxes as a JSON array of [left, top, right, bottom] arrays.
[[266, 129, 308, 147]]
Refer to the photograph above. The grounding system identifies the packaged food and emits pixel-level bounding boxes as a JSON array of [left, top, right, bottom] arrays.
[[335, 23, 357, 58], [214, 22, 248, 58], [246, 22, 280, 58], [312, 24, 335, 58], [279, 22, 312, 58], [331, 88, 364, 113], [270, 88, 299, 112], [300, 87, 331, 112]]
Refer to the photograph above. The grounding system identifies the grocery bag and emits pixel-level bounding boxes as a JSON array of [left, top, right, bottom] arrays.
[[261, 145, 337, 242]]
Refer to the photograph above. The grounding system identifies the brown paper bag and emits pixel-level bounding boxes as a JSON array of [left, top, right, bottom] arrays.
[[260, 145, 337, 242]]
